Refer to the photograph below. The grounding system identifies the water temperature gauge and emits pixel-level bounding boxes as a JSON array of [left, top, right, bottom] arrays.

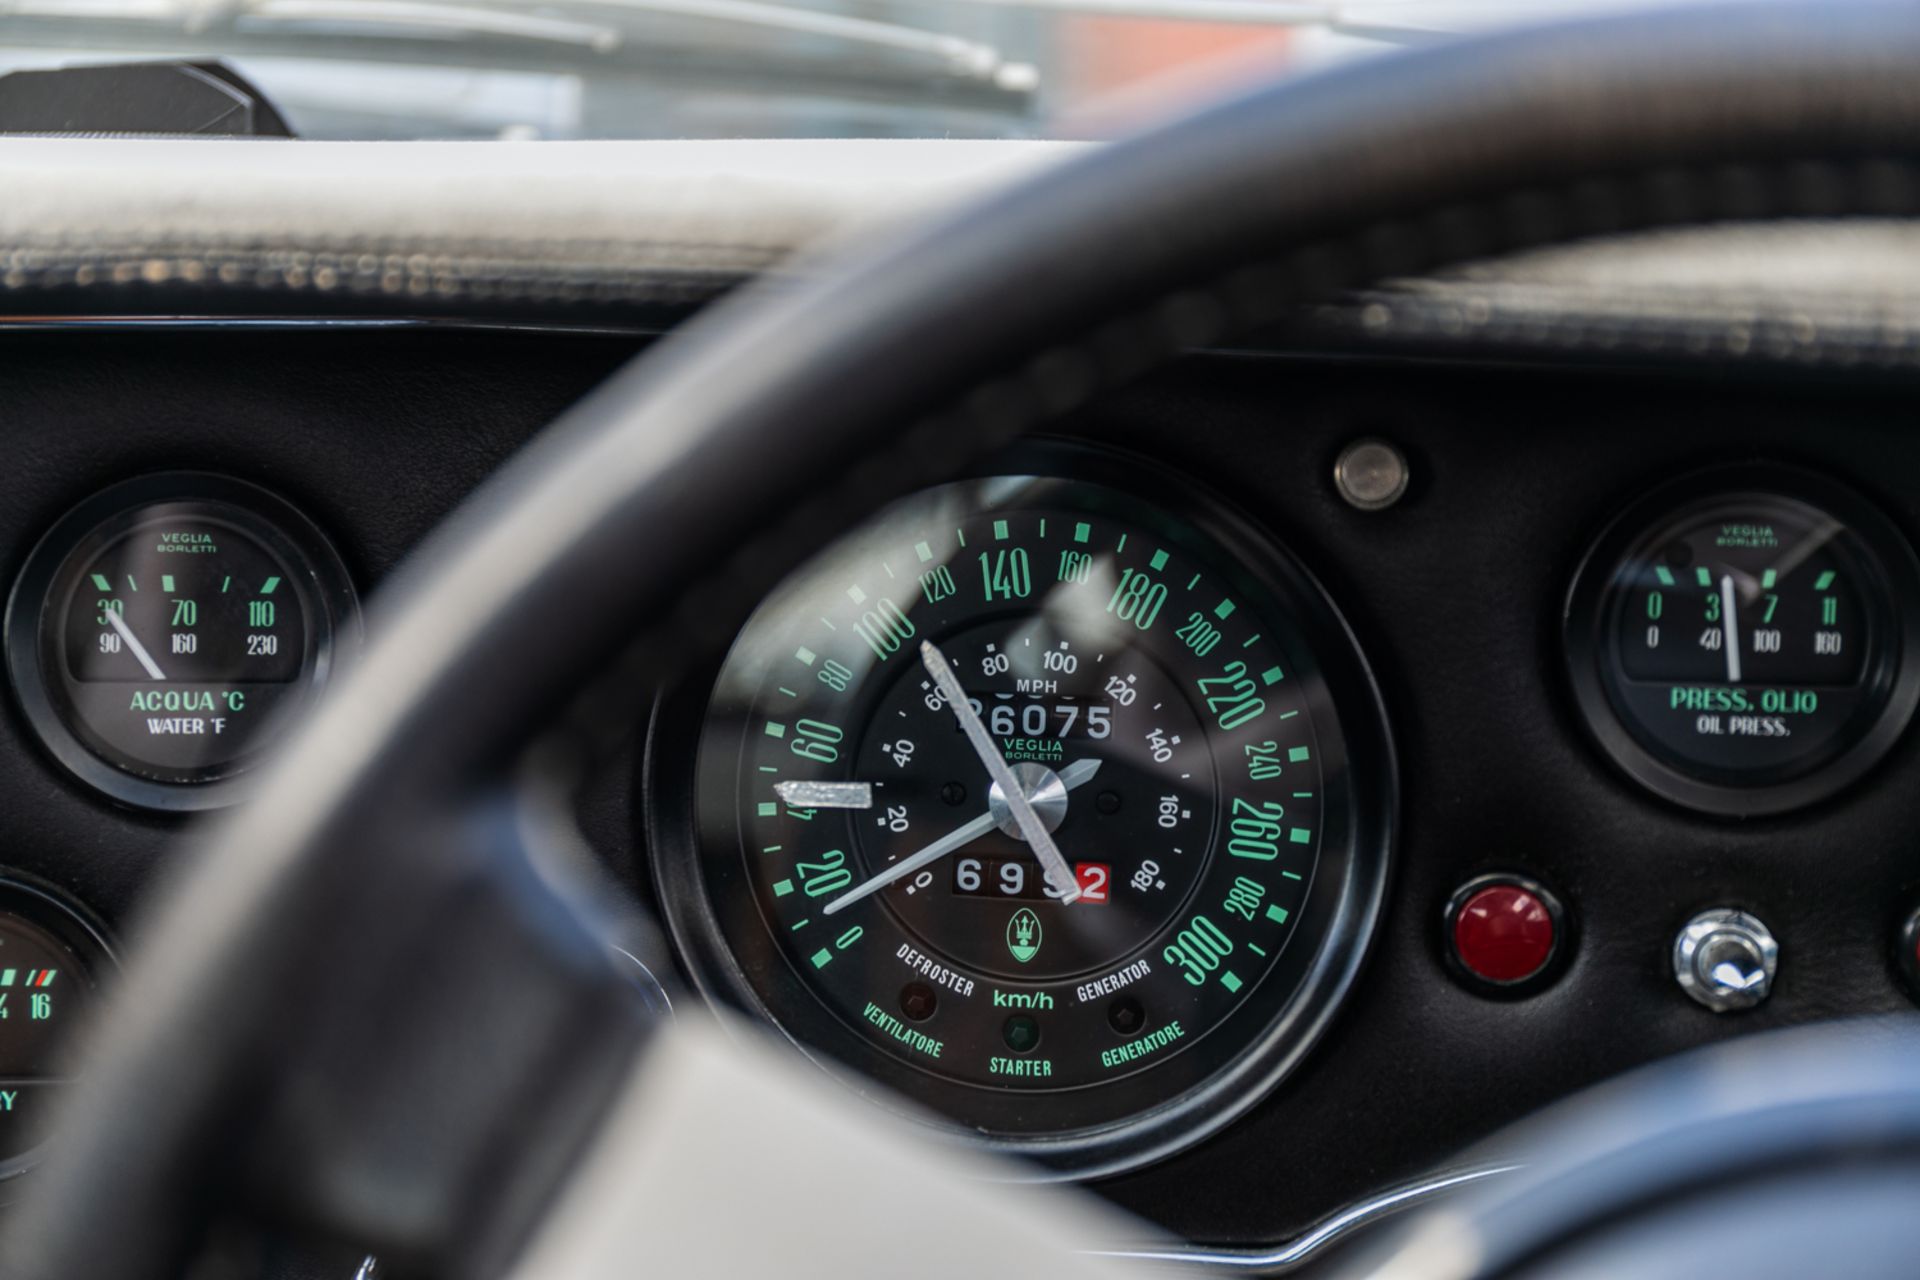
[[7, 475, 360, 810], [1566, 468, 1920, 815]]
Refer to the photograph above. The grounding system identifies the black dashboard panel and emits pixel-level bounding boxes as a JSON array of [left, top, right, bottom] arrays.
[[0, 329, 634, 921], [3, 328, 1919, 1252]]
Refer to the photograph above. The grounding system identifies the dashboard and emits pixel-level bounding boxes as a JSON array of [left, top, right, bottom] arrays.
[[4, 322, 1920, 1262]]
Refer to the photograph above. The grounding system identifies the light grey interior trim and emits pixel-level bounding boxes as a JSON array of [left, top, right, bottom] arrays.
[[507, 1016, 1173, 1280], [1342, 221, 1920, 362], [7, 139, 1920, 366], [0, 137, 1080, 301]]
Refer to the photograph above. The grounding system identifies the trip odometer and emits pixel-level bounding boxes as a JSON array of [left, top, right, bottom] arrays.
[[656, 455, 1394, 1177]]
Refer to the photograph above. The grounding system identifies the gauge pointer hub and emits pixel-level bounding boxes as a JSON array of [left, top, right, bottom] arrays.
[[821, 756, 1101, 916]]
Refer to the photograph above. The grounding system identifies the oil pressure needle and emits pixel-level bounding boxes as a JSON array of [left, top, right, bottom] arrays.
[[104, 607, 167, 681], [1720, 573, 1741, 683]]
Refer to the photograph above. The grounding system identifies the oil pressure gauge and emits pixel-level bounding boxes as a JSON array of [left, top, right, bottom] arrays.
[[6, 474, 360, 811], [1566, 467, 1920, 815]]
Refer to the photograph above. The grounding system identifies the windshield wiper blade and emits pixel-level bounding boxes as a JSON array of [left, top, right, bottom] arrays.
[[1, 0, 1038, 91], [570, 0, 1037, 87], [237, 0, 623, 50]]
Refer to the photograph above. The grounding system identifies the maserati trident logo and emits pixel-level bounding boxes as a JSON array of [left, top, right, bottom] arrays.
[[1006, 907, 1042, 963]]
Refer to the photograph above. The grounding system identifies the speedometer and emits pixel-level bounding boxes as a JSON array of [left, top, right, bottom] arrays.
[[652, 451, 1393, 1177]]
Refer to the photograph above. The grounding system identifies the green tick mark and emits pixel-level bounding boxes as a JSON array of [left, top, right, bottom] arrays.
[[90, 574, 112, 592], [764, 722, 787, 739], [1265, 904, 1290, 924], [260, 576, 280, 595], [1287, 746, 1310, 762], [1261, 666, 1284, 686], [914, 541, 933, 562], [1149, 549, 1169, 571], [1073, 522, 1090, 544], [810, 949, 833, 969], [1220, 971, 1243, 993], [773, 879, 794, 897]]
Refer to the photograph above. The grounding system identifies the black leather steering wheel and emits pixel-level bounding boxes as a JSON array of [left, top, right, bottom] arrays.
[[13, 4, 1920, 1276]]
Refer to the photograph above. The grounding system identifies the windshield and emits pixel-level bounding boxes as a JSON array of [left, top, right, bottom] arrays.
[[0, 0, 1686, 140]]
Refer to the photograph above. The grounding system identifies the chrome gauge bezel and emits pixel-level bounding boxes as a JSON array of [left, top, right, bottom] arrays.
[[1563, 465, 1920, 817], [646, 442, 1396, 1180], [5, 473, 361, 812]]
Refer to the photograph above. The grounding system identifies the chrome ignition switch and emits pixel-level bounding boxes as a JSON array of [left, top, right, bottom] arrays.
[[1673, 908, 1778, 1012]]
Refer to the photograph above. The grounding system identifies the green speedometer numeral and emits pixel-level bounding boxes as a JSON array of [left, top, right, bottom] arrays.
[[853, 598, 915, 660], [1164, 915, 1233, 986], [1222, 876, 1267, 921], [796, 849, 850, 898], [980, 549, 1031, 601], [1197, 661, 1266, 730], [1227, 797, 1286, 861], [789, 719, 843, 763], [1175, 611, 1223, 656], [1107, 567, 1168, 630], [1244, 741, 1282, 780], [920, 565, 957, 603]]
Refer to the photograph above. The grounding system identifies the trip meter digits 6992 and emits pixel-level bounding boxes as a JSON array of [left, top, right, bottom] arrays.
[[660, 458, 1393, 1175]]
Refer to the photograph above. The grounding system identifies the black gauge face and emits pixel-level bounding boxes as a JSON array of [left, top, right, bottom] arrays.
[[7, 475, 360, 811], [661, 459, 1393, 1176], [0, 877, 114, 1177], [1566, 469, 1920, 815]]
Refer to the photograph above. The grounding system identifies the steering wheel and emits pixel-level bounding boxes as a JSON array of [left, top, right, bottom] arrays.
[[12, 4, 1920, 1276]]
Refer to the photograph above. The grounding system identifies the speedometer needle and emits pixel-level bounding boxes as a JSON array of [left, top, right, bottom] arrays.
[[104, 607, 167, 681], [822, 757, 1102, 917], [921, 639, 1082, 902]]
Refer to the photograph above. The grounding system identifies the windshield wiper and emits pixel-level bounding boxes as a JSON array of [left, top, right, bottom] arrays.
[[0, 0, 1039, 92]]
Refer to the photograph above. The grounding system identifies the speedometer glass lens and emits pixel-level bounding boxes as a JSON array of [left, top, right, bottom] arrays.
[[669, 459, 1391, 1174]]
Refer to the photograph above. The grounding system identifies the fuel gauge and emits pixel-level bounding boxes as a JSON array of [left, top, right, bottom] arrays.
[[1566, 468, 1920, 815], [0, 875, 115, 1180]]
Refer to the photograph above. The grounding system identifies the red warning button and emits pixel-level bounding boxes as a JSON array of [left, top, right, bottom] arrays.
[[1449, 879, 1560, 987]]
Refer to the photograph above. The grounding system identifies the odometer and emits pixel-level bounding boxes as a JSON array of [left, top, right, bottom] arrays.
[[1566, 467, 1920, 815], [655, 455, 1393, 1176]]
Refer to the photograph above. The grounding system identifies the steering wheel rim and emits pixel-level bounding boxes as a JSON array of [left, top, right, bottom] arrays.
[[15, 4, 1920, 1274]]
